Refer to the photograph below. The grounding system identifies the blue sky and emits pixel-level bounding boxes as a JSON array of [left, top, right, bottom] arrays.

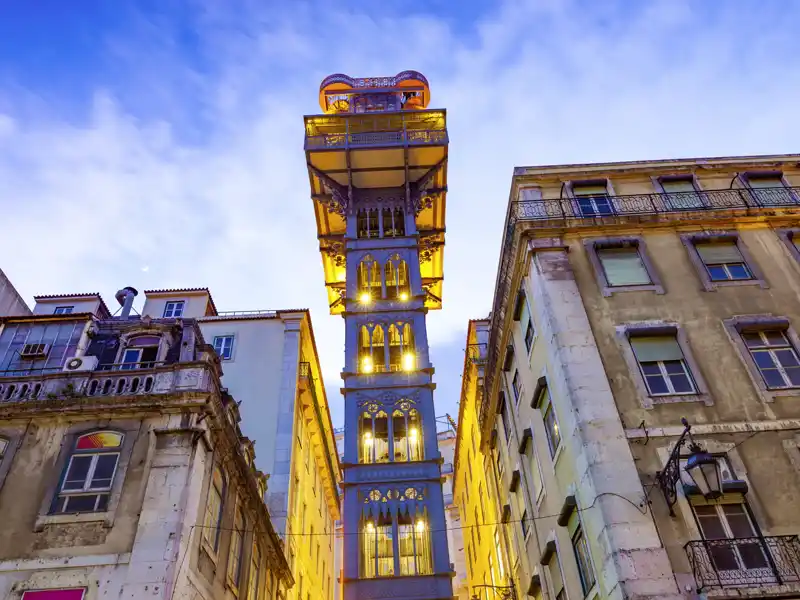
[[1, 0, 800, 431]]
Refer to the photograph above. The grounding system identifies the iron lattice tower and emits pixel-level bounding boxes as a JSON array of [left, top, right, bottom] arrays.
[[304, 72, 452, 599]]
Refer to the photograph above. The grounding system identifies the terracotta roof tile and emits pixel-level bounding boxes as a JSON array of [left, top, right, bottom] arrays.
[[32, 293, 111, 317]]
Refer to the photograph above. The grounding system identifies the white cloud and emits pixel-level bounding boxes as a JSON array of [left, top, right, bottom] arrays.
[[1, 0, 800, 424]]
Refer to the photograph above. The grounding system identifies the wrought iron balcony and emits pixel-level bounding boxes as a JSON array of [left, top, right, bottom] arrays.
[[513, 187, 800, 221], [685, 535, 800, 591]]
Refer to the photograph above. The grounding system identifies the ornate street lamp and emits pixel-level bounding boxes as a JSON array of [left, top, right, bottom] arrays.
[[656, 418, 723, 516]]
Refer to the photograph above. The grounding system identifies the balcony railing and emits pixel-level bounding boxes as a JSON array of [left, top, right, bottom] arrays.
[[686, 535, 800, 591], [512, 187, 800, 221], [0, 361, 216, 404], [481, 186, 800, 427], [305, 129, 448, 150]]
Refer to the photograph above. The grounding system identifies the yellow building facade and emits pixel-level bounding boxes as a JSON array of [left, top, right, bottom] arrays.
[[458, 154, 800, 600]]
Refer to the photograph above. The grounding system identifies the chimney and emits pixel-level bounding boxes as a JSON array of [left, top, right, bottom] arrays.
[[115, 286, 138, 319]]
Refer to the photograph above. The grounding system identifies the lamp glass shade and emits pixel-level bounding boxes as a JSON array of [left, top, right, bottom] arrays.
[[685, 449, 722, 499]]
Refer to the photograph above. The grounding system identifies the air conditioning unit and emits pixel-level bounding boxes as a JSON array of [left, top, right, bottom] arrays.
[[63, 355, 99, 372], [20, 343, 49, 359]]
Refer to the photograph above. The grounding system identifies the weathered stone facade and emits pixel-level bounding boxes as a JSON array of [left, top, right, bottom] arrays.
[[0, 310, 291, 600], [460, 154, 800, 600]]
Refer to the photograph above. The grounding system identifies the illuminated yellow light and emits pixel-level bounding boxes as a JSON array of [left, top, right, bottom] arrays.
[[399, 292, 409, 301], [415, 520, 426, 533], [366, 522, 375, 532], [363, 432, 373, 446], [402, 353, 415, 372], [409, 427, 418, 441], [361, 356, 374, 374], [359, 292, 371, 304]]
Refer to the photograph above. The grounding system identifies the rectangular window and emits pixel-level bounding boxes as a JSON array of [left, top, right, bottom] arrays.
[[597, 247, 651, 286], [524, 319, 535, 352], [54, 451, 120, 513], [695, 242, 752, 281], [511, 370, 522, 404], [742, 330, 800, 389], [248, 544, 262, 600], [54, 306, 74, 315], [631, 336, 696, 396], [573, 526, 596, 595], [163, 301, 185, 318], [202, 467, 225, 551], [661, 177, 704, 209], [693, 503, 769, 574], [213, 335, 235, 360], [228, 507, 245, 586], [573, 183, 613, 216], [521, 508, 529, 539], [543, 403, 561, 458], [530, 445, 544, 501]]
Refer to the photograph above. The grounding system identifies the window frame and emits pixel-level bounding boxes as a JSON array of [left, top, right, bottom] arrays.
[[566, 178, 617, 218], [585, 236, 664, 296], [542, 402, 561, 459], [163, 300, 186, 318], [723, 315, 800, 402], [739, 170, 798, 206], [202, 465, 227, 555], [36, 424, 137, 529], [681, 232, 767, 292], [213, 334, 236, 361], [54, 306, 75, 315], [572, 525, 597, 597], [616, 322, 711, 409], [652, 174, 708, 210]]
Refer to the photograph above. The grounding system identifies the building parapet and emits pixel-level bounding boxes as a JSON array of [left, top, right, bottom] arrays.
[[0, 360, 216, 407]]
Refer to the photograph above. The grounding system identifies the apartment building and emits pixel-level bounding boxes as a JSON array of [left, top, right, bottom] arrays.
[[139, 288, 342, 600], [459, 154, 800, 600], [0, 287, 291, 600]]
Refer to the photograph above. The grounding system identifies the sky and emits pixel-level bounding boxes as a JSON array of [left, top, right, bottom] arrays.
[[1, 0, 800, 431]]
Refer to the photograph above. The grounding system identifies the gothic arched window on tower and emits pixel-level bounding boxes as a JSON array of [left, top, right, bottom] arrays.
[[382, 206, 406, 237], [388, 323, 415, 372], [360, 409, 390, 464], [398, 509, 432, 576], [359, 325, 385, 374], [392, 407, 422, 462], [361, 514, 395, 578], [357, 256, 383, 303], [357, 208, 380, 239], [385, 256, 411, 301]]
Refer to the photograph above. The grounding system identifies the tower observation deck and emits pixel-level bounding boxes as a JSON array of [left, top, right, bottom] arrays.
[[303, 71, 453, 600]]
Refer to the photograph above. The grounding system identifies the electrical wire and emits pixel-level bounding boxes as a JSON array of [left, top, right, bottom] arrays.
[[188, 488, 650, 539]]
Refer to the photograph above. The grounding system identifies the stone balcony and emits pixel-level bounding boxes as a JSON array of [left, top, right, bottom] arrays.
[[0, 360, 217, 409]]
